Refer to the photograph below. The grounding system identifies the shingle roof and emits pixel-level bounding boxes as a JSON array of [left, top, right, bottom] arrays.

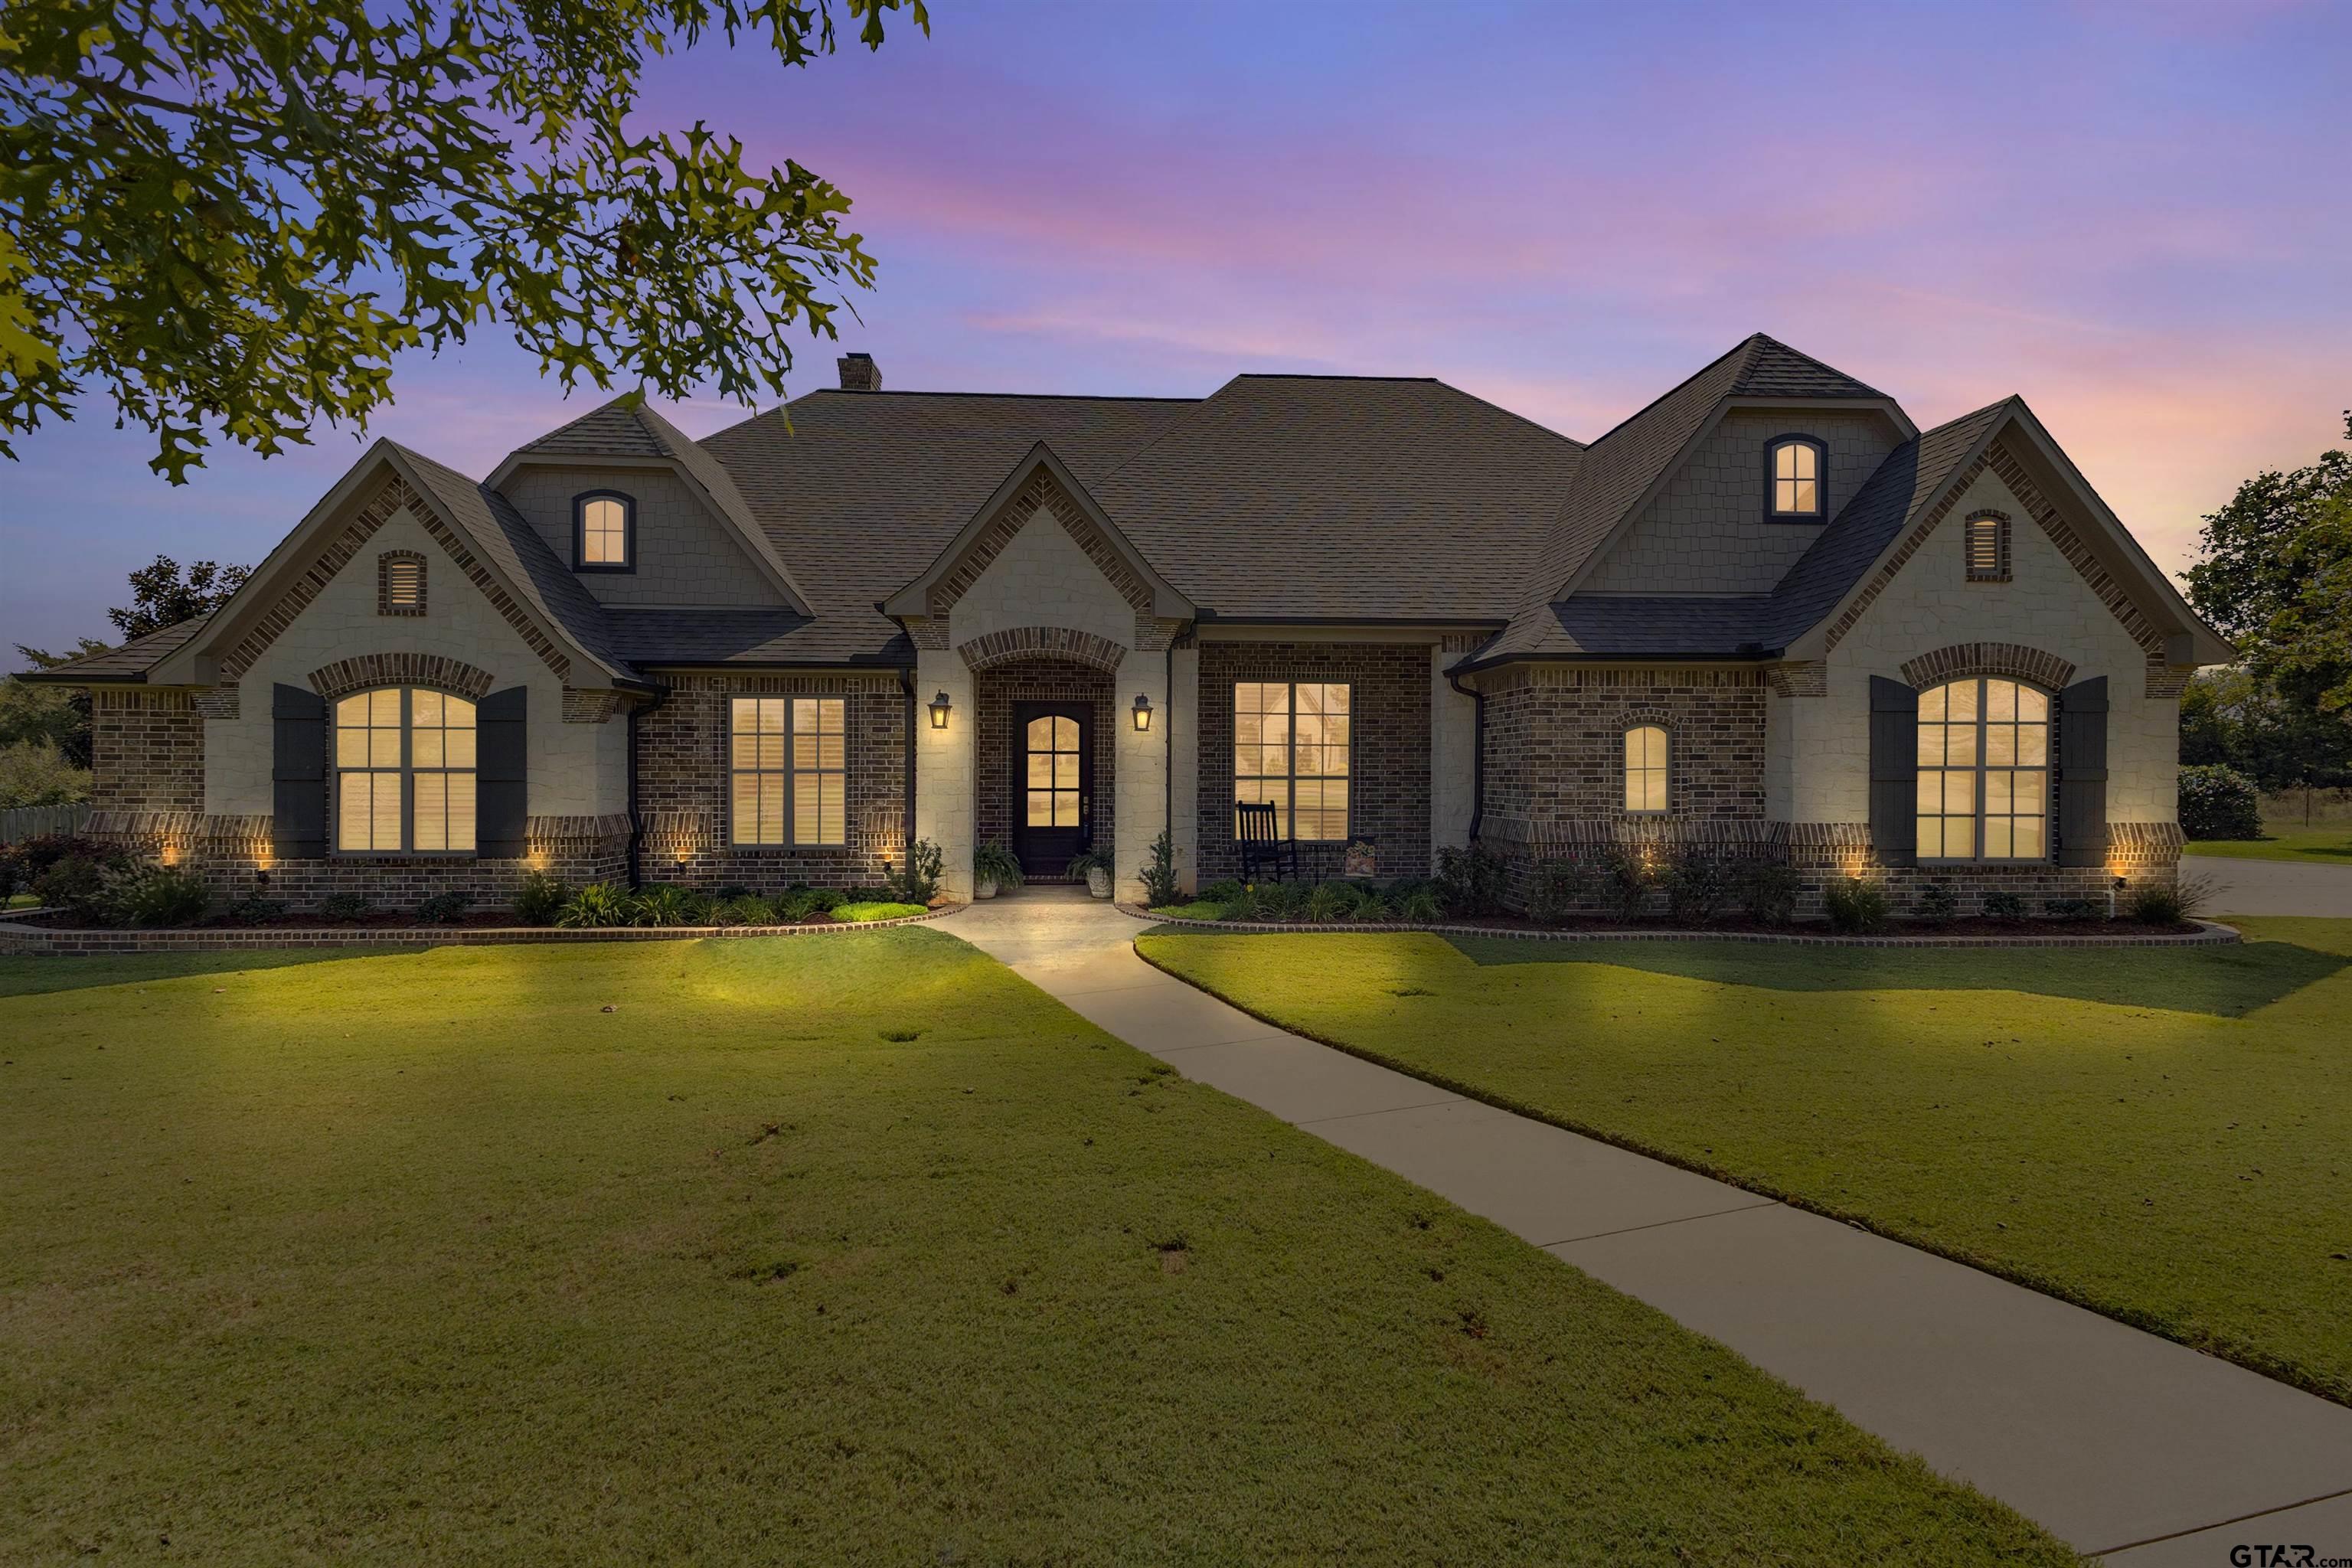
[[16, 616, 213, 683], [1091, 375, 1583, 619], [512, 398, 669, 458], [1475, 397, 2011, 664]]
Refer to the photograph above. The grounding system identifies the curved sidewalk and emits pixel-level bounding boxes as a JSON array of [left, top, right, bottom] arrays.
[[949, 887, 2352, 1563]]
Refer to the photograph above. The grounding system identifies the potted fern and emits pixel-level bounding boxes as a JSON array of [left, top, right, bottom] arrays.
[[972, 841, 1024, 900], [1068, 845, 1115, 900]]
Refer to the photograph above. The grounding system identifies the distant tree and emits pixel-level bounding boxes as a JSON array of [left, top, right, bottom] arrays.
[[3, 639, 109, 768], [0, 737, 90, 808], [109, 556, 251, 640], [2185, 413, 2352, 717], [2175, 665, 2352, 806], [2, 0, 929, 480]]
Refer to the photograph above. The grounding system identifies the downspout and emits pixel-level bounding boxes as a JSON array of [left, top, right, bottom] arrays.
[[1447, 667, 1486, 846], [625, 685, 670, 890], [897, 667, 917, 876], [1164, 639, 1175, 854]]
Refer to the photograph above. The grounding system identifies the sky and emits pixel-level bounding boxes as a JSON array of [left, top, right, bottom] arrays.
[[5, 0, 2349, 662]]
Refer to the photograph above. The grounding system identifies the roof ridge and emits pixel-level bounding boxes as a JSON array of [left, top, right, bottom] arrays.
[[793, 387, 1202, 404]]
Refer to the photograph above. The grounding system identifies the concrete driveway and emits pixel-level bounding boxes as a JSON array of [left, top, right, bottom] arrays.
[[2190, 854, 2352, 916]]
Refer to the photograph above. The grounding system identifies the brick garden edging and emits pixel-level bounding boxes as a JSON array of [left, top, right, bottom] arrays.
[[1118, 904, 2240, 948], [0, 905, 956, 957]]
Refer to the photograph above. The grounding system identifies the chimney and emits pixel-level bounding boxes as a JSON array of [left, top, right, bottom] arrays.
[[837, 351, 881, 392]]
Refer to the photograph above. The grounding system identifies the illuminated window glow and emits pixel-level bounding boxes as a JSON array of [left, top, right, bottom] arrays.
[[1624, 724, 1669, 812], [1769, 438, 1824, 518], [1916, 678, 2048, 861], [731, 697, 844, 846], [1234, 682, 1351, 841], [334, 688, 476, 853]]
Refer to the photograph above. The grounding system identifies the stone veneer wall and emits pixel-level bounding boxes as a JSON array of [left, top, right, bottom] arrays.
[[972, 658, 1114, 880], [1195, 642, 1432, 881], [632, 671, 906, 890]]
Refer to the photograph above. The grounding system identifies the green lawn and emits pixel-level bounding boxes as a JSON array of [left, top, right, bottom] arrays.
[[1138, 918, 2352, 1406], [2184, 828, 2352, 864], [0, 933, 2065, 1564]]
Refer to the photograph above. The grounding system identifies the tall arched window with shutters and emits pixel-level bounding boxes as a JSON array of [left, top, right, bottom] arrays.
[[1915, 678, 2049, 860], [333, 688, 478, 853]]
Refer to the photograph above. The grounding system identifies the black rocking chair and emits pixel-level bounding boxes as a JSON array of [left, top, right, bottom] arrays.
[[1235, 800, 1298, 881]]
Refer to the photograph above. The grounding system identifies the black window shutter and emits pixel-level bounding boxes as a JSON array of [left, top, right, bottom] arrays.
[[1868, 675, 1918, 867], [477, 686, 529, 857], [2057, 677, 2109, 867], [271, 683, 328, 858]]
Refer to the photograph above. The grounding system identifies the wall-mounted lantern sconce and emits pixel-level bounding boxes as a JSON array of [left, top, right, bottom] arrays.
[[1132, 693, 1153, 732], [928, 691, 952, 730]]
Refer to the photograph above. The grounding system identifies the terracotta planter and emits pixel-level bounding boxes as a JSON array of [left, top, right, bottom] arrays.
[[1085, 867, 1112, 899]]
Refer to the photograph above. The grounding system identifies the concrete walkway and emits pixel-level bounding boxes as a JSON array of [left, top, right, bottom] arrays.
[[948, 888, 2352, 1563], [2194, 852, 2352, 916]]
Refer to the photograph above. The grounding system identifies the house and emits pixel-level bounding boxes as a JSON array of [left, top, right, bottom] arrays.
[[30, 335, 2232, 915]]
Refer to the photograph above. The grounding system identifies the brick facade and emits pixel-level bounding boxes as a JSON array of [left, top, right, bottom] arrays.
[[89, 689, 205, 813], [974, 658, 1115, 878], [1196, 642, 1432, 880], [632, 671, 908, 891]]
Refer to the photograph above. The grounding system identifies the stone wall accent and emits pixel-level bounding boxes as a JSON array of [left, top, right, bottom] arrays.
[[1897, 642, 2076, 694], [959, 626, 1127, 675], [89, 689, 204, 814], [926, 467, 1155, 622], [1196, 642, 1432, 880], [377, 549, 429, 616], [974, 659, 1115, 877], [218, 476, 575, 687], [632, 671, 906, 890], [308, 652, 497, 702]]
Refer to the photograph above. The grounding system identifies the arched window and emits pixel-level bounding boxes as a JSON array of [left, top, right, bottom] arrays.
[[335, 688, 477, 853], [1766, 436, 1827, 519], [573, 490, 635, 571], [1624, 724, 1669, 813], [1916, 678, 2048, 860]]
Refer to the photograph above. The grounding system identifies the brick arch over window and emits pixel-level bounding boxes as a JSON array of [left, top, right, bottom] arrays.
[[957, 626, 1128, 675], [308, 652, 498, 702], [1899, 642, 2075, 694]]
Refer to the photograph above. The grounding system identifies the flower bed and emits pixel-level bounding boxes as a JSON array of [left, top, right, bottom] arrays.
[[1125, 904, 2238, 949], [0, 906, 952, 957]]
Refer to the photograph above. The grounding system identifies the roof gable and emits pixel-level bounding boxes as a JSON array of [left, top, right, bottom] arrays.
[[140, 442, 639, 691], [881, 443, 1194, 622], [489, 396, 814, 615]]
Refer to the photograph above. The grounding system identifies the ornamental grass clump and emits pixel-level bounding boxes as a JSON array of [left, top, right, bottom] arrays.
[[512, 871, 570, 926], [558, 881, 636, 928], [1822, 876, 1888, 934], [632, 884, 709, 927], [99, 861, 213, 928]]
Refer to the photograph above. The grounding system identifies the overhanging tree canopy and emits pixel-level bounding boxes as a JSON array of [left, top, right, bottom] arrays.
[[1, 0, 927, 480]]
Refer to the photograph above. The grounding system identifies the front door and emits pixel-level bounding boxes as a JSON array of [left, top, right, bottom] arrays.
[[1011, 702, 1090, 877]]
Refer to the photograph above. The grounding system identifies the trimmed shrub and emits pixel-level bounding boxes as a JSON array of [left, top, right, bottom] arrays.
[[890, 839, 944, 903], [1982, 889, 2027, 920], [101, 863, 213, 928], [559, 882, 635, 927], [835, 900, 927, 923], [802, 887, 848, 913], [1201, 879, 1245, 904], [31, 853, 119, 917], [1526, 859, 1586, 926], [318, 891, 372, 922], [2177, 764, 2262, 841], [220, 894, 288, 926], [1914, 880, 1958, 925], [2046, 895, 2102, 920], [1662, 852, 1731, 927], [632, 884, 708, 927], [1823, 876, 1888, 933], [1433, 844, 1507, 918], [1138, 830, 1181, 907], [1303, 881, 1359, 922], [416, 890, 472, 925], [1601, 847, 1657, 923], [513, 871, 570, 926], [707, 893, 773, 926], [1394, 884, 1442, 923], [1733, 860, 1801, 927]]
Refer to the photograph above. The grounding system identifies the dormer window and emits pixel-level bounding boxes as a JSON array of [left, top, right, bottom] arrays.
[[573, 491, 636, 572], [1766, 436, 1827, 521]]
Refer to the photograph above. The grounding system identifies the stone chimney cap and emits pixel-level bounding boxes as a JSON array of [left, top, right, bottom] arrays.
[[837, 352, 880, 392]]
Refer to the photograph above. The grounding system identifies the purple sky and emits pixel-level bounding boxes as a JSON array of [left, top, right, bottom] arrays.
[[7, 0, 2349, 662]]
